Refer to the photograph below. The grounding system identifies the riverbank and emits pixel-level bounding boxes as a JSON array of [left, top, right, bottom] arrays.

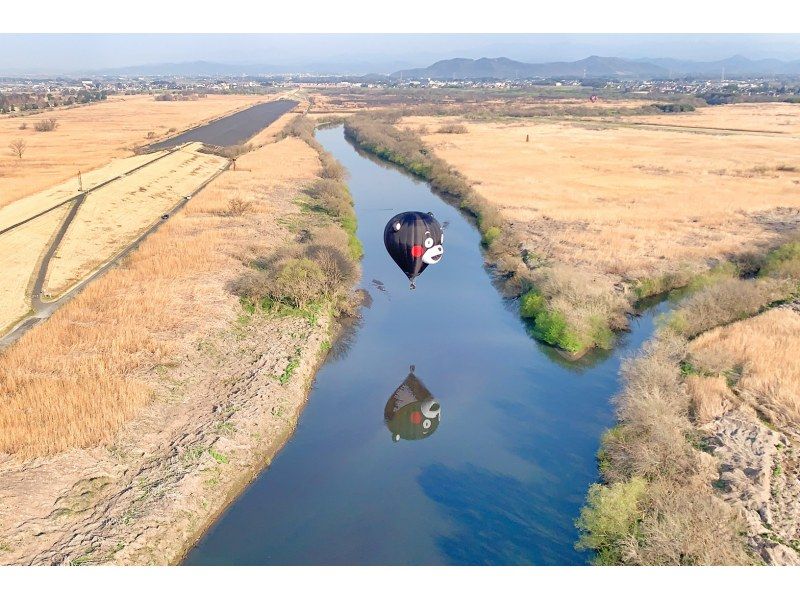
[[577, 241, 800, 564], [0, 128, 359, 564]]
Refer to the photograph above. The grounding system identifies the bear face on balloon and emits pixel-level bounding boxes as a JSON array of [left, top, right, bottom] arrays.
[[384, 366, 441, 442], [384, 211, 444, 289]]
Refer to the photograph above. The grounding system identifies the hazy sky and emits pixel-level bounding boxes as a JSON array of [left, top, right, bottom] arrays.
[[2, 33, 800, 75]]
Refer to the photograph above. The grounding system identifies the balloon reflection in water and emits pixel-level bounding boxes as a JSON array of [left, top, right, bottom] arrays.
[[384, 365, 441, 442]]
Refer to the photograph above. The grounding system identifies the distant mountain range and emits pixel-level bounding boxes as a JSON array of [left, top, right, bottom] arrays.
[[391, 55, 800, 80], [392, 56, 666, 79], [18, 54, 798, 80]]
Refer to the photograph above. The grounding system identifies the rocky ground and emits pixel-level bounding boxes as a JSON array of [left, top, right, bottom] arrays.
[[704, 406, 800, 564]]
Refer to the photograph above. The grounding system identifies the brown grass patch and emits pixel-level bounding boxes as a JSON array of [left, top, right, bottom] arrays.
[[618, 102, 800, 135], [685, 374, 737, 424], [689, 308, 800, 425]]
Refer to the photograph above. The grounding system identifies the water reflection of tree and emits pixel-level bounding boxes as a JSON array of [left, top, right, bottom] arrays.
[[326, 314, 363, 363], [417, 463, 586, 565]]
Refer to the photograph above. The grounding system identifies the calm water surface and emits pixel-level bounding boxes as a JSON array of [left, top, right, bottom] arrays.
[[184, 126, 671, 565]]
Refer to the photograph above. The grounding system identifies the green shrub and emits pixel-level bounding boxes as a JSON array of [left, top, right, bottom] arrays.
[[575, 477, 648, 565], [685, 261, 738, 293], [589, 316, 614, 350], [633, 268, 694, 299], [520, 290, 546, 319], [305, 179, 352, 218], [482, 226, 502, 246], [520, 289, 583, 352], [533, 309, 582, 353], [760, 240, 800, 280]]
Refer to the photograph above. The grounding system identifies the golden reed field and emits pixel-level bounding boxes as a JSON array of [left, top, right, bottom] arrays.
[[402, 102, 800, 281], [0, 135, 320, 457], [0, 94, 260, 206]]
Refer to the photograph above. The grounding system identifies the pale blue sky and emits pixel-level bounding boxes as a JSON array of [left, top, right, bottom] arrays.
[[2, 34, 800, 75]]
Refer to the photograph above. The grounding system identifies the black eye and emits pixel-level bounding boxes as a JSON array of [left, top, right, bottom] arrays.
[[424, 238, 434, 248]]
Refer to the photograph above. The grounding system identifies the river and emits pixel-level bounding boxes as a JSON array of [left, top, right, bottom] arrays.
[[184, 125, 671, 565]]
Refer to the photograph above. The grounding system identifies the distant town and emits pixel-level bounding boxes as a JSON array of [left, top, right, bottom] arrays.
[[2, 71, 800, 114]]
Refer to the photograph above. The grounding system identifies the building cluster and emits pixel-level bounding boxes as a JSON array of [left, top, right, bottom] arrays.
[[1, 73, 798, 115]]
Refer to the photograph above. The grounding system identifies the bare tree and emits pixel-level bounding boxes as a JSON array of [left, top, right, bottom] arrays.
[[9, 138, 26, 159]]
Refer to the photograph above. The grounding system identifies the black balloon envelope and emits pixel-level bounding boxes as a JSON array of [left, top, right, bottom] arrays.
[[384, 366, 441, 442], [383, 211, 444, 289]]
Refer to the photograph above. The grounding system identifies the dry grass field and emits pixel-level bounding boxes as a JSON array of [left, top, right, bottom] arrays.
[[44, 143, 227, 295], [689, 306, 800, 425], [615, 102, 800, 135], [401, 106, 800, 281], [0, 135, 320, 457], [0, 205, 69, 332], [0, 94, 260, 207], [0, 151, 168, 231]]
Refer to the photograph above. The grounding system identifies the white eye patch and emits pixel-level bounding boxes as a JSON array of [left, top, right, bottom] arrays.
[[393, 222, 401, 231], [424, 237, 434, 249]]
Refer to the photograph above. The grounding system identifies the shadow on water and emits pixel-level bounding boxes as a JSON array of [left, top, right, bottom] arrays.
[[183, 126, 676, 566]]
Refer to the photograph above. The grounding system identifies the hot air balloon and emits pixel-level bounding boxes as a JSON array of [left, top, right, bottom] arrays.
[[384, 366, 441, 442], [383, 211, 444, 289]]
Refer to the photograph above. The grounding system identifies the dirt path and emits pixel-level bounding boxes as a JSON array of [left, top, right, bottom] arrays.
[[0, 152, 228, 349]]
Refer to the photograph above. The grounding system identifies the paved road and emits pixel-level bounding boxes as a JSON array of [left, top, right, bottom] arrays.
[[147, 99, 298, 150]]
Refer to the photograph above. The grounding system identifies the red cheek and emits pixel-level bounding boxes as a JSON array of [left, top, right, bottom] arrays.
[[410, 412, 422, 425], [411, 245, 423, 258]]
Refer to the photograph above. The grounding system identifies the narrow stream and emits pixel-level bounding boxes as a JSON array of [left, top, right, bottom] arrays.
[[184, 126, 672, 565]]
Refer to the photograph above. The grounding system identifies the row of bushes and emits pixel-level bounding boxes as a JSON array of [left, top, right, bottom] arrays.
[[650, 103, 696, 113], [666, 244, 800, 339], [576, 331, 754, 564], [578, 238, 800, 564], [343, 115, 513, 256], [229, 116, 362, 319], [372, 99, 707, 123], [281, 116, 361, 260]]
